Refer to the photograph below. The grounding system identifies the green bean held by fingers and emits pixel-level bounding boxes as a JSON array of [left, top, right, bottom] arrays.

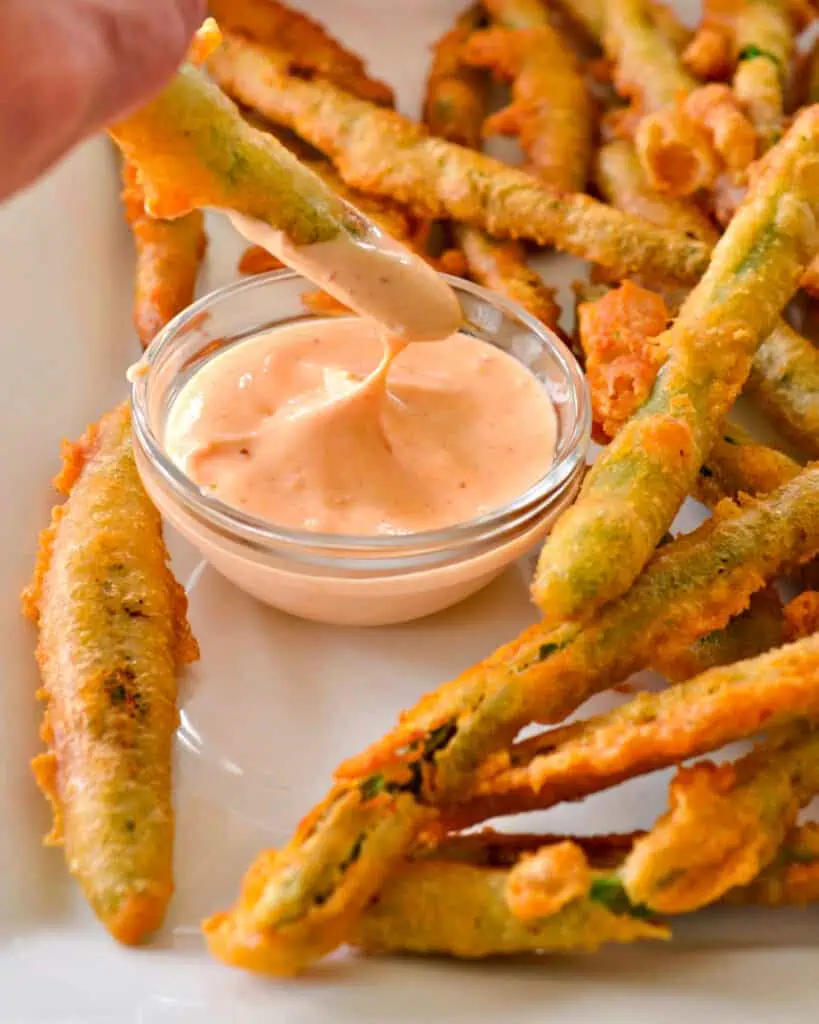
[[622, 719, 819, 913], [109, 42, 460, 341], [203, 465, 819, 975], [531, 105, 819, 622], [207, 32, 711, 285], [23, 404, 199, 944], [110, 63, 363, 245]]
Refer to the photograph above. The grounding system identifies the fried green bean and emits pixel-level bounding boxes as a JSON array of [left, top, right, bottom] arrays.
[[622, 719, 819, 912], [745, 320, 819, 457], [352, 817, 819, 958], [686, 0, 797, 149], [423, 7, 561, 329], [23, 404, 198, 944], [657, 585, 785, 680], [350, 855, 666, 958], [444, 599, 818, 828], [208, 33, 711, 285], [731, 1, 793, 150], [556, 0, 690, 48], [531, 106, 819, 622], [727, 823, 819, 906], [423, 5, 487, 148], [605, 0, 694, 113], [696, 428, 800, 506], [207, 0, 394, 105], [110, 62, 365, 244], [121, 163, 206, 349], [594, 139, 720, 245], [575, 277, 812, 488], [462, 14, 594, 191], [203, 465, 819, 975], [454, 224, 562, 328], [605, 0, 757, 195]]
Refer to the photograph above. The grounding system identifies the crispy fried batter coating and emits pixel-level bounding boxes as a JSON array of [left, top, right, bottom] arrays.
[[23, 404, 198, 944], [556, 0, 691, 48], [504, 841, 592, 919], [635, 86, 756, 197], [605, 0, 757, 195], [577, 279, 669, 437], [121, 163, 206, 348], [745, 320, 819, 457], [574, 279, 808, 502], [696, 429, 799, 507], [462, 23, 594, 191], [728, 823, 819, 906], [605, 0, 694, 114], [594, 139, 720, 245], [455, 225, 562, 329], [349, 855, 666, 957], [201, 461, 819, 976], [208, 33, 711, 285], [423, 7, 562, 329], [622, 720, 819, 912], [110, 60, 369, 244], [686, 0, 800, 149], [207, 0, 394, 105], [446, 594, 812, 827], [783, 590, 819, 641], [576, 277, 816, 478], [531, 107, 819, 623], [423, 5, 487, 148]]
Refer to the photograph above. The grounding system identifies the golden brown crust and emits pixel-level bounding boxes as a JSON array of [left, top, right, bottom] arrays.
[[207, 0, 394, 105], [25, 404, 198, 944]]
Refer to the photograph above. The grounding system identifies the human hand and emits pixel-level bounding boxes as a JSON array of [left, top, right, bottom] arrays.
[[0, 0, 206, 202]]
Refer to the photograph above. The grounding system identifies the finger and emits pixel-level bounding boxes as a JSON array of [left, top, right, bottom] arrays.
[[0, 0, 206, 201]]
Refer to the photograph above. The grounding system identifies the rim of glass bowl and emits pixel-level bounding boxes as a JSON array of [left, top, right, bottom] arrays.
[[131, 270, 591, 559]]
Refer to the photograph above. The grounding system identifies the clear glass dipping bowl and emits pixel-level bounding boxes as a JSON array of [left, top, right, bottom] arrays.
[[131, 271, 590, 626]]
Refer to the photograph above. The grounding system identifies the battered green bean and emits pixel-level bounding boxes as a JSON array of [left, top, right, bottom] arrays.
[[423, 6, 561, 329], [531, 105, 819, 622], [350, 856, 666, 957], [423, 5, 487, 148], [696, 428, 800, 506], [24, 404, 198, 944], [352, 818, 819, 957], [444, 598, 817, 829], [622, 719, 819, 912], [727, 823, 819, 906], [594, 139, 720, 245], [732, 0, 793, 149], [208, 33, 711, 285], [745, 320, 819, 457], [203, 465, 819, 975], [462, 9, 594, 191], [110, 62, 364, 245]]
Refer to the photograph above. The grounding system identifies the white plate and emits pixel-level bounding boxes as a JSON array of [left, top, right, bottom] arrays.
[[2, 2, 817, 1020]]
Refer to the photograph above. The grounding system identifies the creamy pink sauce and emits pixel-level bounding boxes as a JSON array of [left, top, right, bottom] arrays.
[[228, 213, 462, 343], [165, 317, 557, 536]]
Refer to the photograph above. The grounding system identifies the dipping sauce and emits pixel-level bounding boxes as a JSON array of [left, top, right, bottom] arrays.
[[228, 212, 462, 343], [165, 317, 558, 536]]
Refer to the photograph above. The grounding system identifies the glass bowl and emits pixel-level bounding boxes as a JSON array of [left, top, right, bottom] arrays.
[[131, 271, 590, 626]]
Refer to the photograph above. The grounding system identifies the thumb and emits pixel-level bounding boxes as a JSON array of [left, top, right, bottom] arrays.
[[0, 0, 206, 201]]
